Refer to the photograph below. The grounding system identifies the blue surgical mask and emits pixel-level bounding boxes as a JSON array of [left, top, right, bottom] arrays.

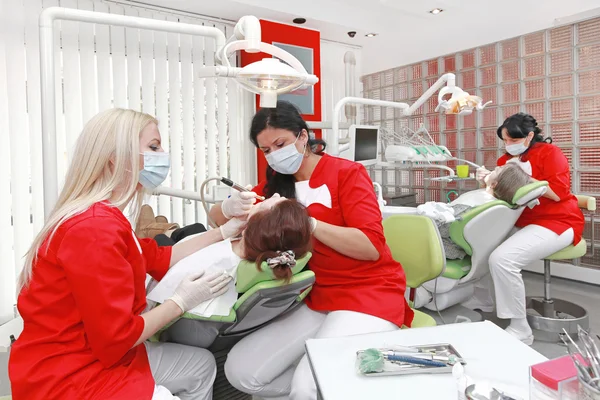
[[505, 141, 528, 156], [265, 136, 306, 175], [139, 152, 170, 189]]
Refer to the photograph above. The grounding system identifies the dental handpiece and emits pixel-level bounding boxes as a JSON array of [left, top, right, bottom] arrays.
[[220, 177, 265, 201]]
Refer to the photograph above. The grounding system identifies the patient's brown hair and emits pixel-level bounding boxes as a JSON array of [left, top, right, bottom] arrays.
[[243, 200, 312, 282], [493, 163, 533, 203]]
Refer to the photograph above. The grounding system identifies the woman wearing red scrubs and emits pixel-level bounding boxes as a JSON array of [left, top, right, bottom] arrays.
[[471, 113, 584, 345], [210, 101, 413, 400], [9, 109, 245, 400]]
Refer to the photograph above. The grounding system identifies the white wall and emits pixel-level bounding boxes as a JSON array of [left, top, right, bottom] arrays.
[[320, 40, 362, 140]]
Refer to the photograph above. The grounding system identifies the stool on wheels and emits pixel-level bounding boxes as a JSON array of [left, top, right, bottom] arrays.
[[526, 195, 596, 342]]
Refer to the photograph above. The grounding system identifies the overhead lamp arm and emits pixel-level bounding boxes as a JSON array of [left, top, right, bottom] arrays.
[[219, 40, 310, 76], [216, 15, 261, 64]]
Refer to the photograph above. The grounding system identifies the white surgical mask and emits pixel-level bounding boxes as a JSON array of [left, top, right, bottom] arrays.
[[139, 151, 170, 189], [265, 136, 306, 175], [505, 141, 528, 156]]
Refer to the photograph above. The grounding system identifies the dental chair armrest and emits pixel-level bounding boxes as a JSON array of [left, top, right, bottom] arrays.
[[512, 181, 548, 206]]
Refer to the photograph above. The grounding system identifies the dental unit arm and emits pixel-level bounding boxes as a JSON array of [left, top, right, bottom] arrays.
[[331, 73, 462, 156], [329, 74, 491, 181]]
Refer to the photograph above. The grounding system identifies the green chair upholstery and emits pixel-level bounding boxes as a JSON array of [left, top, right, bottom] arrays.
[[405, 309, 437, 329], [383, 215, 446, 289], [545, 240, 587, 261], [235, 253, 312, 293], [383, 215, 446, 328], [153, 253, 315, 341], [442, 258, 472, 280], [543, 194, 594, 262]]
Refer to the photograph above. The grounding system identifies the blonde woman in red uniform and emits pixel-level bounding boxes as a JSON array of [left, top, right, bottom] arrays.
[[210, 101, 413, 400], [9, 109, 246, 400], [471, 113, 584, 345]]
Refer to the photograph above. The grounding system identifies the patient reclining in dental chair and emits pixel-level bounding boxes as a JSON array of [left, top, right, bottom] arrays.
[[418, 163, 533, 259], [145, 195, 313, 347]]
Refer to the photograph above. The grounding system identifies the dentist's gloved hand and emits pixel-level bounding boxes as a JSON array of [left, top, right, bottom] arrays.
[[219, 217, 247, 240], [476, 167, 491, 184], [170, 271, 232, 314], [221, 184, 257, 219]]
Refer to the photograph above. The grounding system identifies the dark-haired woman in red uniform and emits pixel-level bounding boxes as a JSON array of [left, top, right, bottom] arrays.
[[209, 100, 413, 400], [471, 113, 584, 345]]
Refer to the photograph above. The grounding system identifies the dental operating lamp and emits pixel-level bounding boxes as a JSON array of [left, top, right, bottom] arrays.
[[198, 16, 319, 108]]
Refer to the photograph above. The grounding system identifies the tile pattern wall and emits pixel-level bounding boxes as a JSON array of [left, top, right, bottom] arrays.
[[361, 18, 600, 268]]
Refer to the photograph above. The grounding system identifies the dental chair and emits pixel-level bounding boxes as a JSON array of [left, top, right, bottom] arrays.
[[416, 182, 549, 312], [526, 195, 596, 342], [383, 214, 445, 328], [156, 253, 315, 400]]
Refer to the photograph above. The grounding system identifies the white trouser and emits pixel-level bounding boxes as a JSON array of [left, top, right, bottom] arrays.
[[145, 341, 217, 400], [224, 304, 397, 400], [488, 225, 574, 320]]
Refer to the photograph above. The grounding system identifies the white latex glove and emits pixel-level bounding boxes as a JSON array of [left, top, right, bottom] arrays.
[[169, 270, 232, 313], [219, 217, 247, 240], [476, 167, 491, 184], [221, 184, 257, 219]]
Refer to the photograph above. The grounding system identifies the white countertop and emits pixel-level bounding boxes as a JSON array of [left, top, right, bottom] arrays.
[[305, 321, 547, 400]]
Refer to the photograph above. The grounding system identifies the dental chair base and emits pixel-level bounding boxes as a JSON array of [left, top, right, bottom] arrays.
[[420, 281, 475, 312], [526, 260, 589, 343]]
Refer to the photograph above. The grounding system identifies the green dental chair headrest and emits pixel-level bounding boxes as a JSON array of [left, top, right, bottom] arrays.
[[511, 181, 548, 206], [236, 252, 312, 293]]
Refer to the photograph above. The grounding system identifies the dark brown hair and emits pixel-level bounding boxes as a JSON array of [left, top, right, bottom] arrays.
[[249, 101, 327, 199], [243, 199, 312, 282], [497, 112, 552, 160]]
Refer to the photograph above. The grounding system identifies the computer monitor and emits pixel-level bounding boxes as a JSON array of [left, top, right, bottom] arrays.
[[348, 125, 380, 166]]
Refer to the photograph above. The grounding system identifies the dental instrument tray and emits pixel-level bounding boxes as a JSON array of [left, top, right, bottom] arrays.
[[355, 343, 466, 377], [425, 176, 476, 182]]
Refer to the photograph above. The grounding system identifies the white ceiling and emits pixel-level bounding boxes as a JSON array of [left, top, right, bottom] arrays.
[[133, 0, 600, 74]]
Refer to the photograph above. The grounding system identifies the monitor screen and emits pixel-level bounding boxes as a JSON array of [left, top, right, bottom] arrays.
[[354, 128, 379, 162]]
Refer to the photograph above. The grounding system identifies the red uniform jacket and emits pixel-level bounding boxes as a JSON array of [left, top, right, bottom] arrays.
[[9, 202, 172, 400], [255, 154, 414, 328], [498, 143, 584, 244]]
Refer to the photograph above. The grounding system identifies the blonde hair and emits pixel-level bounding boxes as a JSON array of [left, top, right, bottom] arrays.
[[17, 108, 158, 292], [493, 163, 533, 203]]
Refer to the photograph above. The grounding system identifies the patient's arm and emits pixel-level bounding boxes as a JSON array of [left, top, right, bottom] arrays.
[[209, 203, 230, 227], [170, 229, 224, 267]]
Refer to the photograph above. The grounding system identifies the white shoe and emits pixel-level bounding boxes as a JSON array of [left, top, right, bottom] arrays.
[[505, 326, 534, 346], [460, 296, 494, 313]]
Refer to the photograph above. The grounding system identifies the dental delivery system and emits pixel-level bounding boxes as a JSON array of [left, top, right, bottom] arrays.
[[200, 176, 266, 228]]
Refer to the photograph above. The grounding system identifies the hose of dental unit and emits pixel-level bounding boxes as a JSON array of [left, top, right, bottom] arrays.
[[200, 176, 227, 229], [202, 176, 265, 229]]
